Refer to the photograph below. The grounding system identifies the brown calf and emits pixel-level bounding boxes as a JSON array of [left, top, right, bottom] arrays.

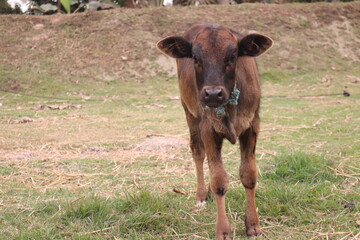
[[157, 23, 273, 239]]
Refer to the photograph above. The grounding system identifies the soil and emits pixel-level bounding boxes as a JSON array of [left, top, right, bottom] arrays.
[[1, 3, 360, 83]]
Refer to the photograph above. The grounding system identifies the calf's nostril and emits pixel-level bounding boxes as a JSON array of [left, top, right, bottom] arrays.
[[203, 88, 224, 103]]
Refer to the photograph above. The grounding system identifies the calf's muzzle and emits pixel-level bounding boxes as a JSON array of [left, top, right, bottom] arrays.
[[201, 86, 228, 108]]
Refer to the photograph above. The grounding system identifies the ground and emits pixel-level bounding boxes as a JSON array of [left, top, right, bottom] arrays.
[[0, 2, 359, 239]]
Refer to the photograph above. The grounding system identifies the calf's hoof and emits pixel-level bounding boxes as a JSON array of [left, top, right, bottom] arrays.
[[216, 231, 231, 240], [245, 223, 262, 236], [196, 200, 207, 209], [216, 220, 231, 240], [196, 187, 209, 203]]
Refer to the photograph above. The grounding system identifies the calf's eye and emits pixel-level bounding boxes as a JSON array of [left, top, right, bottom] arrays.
[[193, 56, 200, 65], [225, 53, 237, 67], [229, 53, 236, 63]]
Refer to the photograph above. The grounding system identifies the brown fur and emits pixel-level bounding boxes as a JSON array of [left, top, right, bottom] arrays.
[[157, 23, 273, 239]]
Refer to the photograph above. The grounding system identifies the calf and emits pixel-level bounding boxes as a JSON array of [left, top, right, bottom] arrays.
[[157, 23, 273, 239]]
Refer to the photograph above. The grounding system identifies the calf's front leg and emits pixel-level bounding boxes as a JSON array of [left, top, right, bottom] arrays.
[[239, 118, 262, 236], [183, 105, 207, 204], [201, 124, 231, 240]]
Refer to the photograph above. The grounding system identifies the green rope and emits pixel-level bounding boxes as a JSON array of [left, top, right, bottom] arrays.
[[204, 81, 240, 118]]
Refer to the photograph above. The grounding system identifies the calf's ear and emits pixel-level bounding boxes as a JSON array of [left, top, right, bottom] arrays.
[[238, 34, 273, 57], [157, 36, 192, 58]]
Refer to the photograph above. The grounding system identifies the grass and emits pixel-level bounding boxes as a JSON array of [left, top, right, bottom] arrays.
[[264, 152, 337, 183], [1, 70, 359, 239], [1, 2, 360, 240]]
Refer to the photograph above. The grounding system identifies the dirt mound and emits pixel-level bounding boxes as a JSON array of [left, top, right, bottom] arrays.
[[0, 2, 360, 87]]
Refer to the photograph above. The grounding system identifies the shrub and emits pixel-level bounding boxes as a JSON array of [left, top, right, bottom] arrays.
[[0, 0, 14, 14]]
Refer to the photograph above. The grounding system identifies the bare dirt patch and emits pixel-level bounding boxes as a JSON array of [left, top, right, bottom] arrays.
[[155, 55, 177, 76], [325, 16, 360, 61], [1, 3, 360, 81]]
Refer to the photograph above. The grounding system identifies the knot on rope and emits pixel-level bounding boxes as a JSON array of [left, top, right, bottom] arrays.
[[205, 82, 240, 118]]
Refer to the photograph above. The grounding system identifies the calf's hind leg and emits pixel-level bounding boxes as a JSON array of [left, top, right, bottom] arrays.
[[239, 117, 262, 236]]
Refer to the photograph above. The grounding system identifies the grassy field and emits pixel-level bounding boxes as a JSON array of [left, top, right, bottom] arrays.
[[1, 2, 360, 239]]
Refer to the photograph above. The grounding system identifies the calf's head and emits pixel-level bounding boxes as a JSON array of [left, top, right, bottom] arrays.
[[157, 25, 273, 108]]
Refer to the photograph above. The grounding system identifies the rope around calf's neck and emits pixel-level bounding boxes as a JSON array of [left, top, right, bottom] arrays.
[[204, 81, 240, 118]]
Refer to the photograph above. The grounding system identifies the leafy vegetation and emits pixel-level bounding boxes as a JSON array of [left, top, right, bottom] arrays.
[[0, 0, 19, 13]]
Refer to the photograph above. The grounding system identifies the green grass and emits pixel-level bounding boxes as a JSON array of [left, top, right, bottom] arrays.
[[3, 174, 358, 239], [260, 68, 289, 83], [264, 152, 337, 183]]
